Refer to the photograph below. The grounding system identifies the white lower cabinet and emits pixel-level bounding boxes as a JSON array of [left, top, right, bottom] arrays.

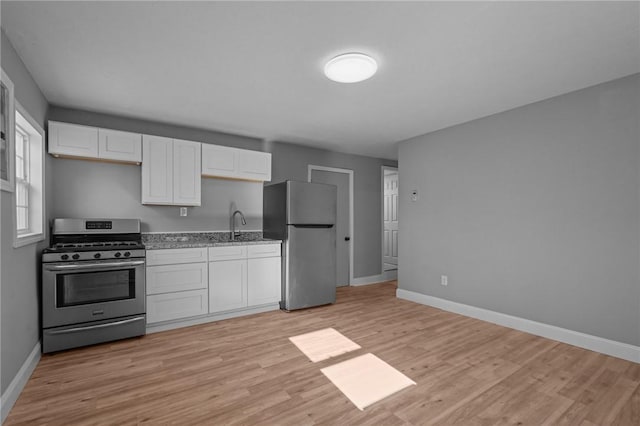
[[209, 259, 247, 312], [146, 244, 281, 328], [248, 257, 281, 306], [147, 289, 208, 323], [208, 243, 282, 313], [146, 248, 209, 324]]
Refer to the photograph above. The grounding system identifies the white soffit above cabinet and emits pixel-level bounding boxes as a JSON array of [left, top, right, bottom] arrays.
[[3, 1, 639, 160]]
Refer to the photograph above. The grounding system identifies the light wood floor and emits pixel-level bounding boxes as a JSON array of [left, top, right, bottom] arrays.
[[6, 281, 639, 425]]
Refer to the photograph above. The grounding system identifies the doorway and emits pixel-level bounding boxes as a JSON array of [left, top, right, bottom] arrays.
[[382, 167, 398, 278], [308, 165, 353, 287]]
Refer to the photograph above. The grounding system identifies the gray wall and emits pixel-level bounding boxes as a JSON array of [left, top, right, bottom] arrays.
[[268, 141, 397, 278], [398, 74, 640, 346], [1, 30, 49, 394]]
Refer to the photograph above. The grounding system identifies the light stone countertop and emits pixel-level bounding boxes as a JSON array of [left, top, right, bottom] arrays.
[[142, 231, 282, 250]]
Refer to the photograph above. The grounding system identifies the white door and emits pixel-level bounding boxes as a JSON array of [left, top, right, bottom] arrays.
[[384, 171, 399, 266], [310, 169, 351, 287]]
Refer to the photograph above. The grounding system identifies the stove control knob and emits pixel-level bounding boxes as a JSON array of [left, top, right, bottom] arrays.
[[94, 253, 101, 259], [72, 254, 80, 260], [124, 251, 131, 257], [114, 252, 122, 258], [61, 254, 69, 260]]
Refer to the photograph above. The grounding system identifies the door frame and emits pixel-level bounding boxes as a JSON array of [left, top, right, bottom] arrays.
[[381, 166, 399, 277], [307, 165, 354, 286]]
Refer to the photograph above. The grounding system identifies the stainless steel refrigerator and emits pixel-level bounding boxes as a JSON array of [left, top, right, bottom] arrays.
[[263, 180, 337, 310]]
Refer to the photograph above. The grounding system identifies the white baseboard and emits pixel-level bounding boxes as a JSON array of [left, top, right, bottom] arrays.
[[1, 342, 41, 423], [396, 288, 640, 364], [146, 304, 280, 334], [351, 270, 397, 286]]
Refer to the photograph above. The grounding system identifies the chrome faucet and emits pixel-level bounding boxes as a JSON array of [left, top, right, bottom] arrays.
[[230, 210, 247, 241]]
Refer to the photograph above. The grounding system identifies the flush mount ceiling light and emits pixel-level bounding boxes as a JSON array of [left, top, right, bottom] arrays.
[[324, 53, 378, 83]]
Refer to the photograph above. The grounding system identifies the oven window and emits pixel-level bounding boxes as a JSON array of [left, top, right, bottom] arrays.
[[56, 269, 135, 307]]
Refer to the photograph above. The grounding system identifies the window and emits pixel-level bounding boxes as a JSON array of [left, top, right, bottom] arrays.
[[13, 102, 45, 247], [16, 124, 29, 232]]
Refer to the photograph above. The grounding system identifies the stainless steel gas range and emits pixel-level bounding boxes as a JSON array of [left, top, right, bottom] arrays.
[[41, 218, 146, 353]]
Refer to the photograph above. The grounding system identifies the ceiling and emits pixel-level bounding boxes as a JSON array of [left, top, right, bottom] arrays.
[[2, 1, 638, 160]]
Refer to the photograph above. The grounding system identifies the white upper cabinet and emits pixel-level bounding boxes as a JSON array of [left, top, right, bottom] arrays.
[[48, 121, 98, 158], [142, 135, 173, 204], [202, 144, 271, 182], [141, 135, 201, 206], [49, 121, 142, 164], [201, 144, 238, 179], [173, 139, 201, 206], [238, 149, 271, 181], [98, 128, 142, 163]]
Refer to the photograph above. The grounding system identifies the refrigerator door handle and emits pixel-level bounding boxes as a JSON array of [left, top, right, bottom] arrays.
[[290, 224, 334, 228]]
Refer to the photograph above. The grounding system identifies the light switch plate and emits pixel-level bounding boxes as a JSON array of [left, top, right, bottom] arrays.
[[180, 207, 188, 217]]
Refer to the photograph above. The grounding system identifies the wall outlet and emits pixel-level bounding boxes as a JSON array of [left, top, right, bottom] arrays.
[[441, 275, 448, 286], [180, 207, 188, 217]]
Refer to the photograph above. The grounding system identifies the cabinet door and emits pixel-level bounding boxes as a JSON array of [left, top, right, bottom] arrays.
[[48, 121, 98, 158], [147, 289, 208, 324], [201, 144, 238, 179], [173, 139, 201, 206], [142, 135, 173, 204], [247, 257, 282, 306], [238, 150, 271, 182], [209, 259, 247, 312], [147, 262, 208, 295], [98, 128, 142, 163]]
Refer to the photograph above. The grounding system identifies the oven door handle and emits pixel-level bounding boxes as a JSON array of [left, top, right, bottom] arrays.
[[46, 316, 146, 335], [43, 260, 146, 271]]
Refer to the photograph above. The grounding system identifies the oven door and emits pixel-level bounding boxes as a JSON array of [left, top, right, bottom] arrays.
[[42, 259, 146, 328]]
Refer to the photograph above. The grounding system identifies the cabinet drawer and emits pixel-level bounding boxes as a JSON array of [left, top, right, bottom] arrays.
[[208, 246, 247, 261], [146, 248, 208, 266], [147, 289, 208, 324], [146, 263, 208, 295], [247, 244, 281, 258]]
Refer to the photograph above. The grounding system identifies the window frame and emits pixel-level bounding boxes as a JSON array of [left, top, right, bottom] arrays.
[[13, 101, 45, 248], [1, 68, 15, 192]]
